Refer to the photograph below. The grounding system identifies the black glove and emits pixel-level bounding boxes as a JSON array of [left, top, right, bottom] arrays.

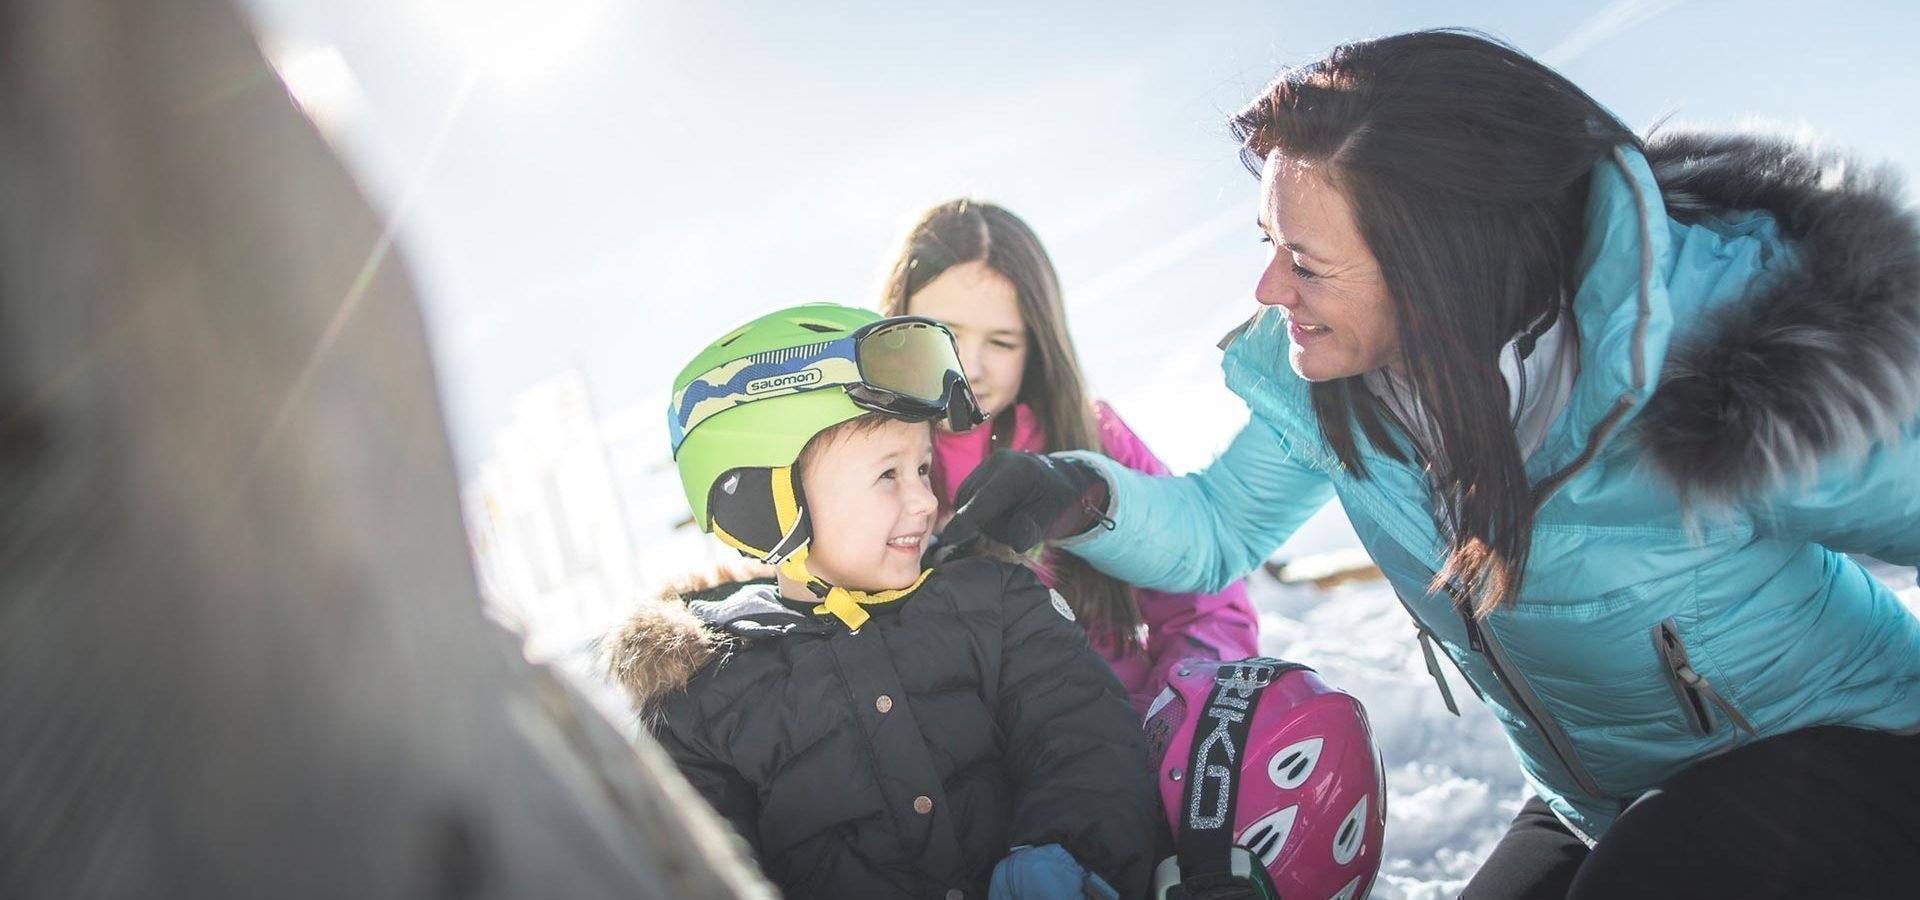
[[936, 450, 1113, 558]]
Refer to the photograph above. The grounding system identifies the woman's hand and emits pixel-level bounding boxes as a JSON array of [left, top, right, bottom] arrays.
[[936, 450, 1112, 558]]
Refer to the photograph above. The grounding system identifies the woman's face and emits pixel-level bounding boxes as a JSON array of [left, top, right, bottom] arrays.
[[1254, 151, 1402, 382], [906, 259, 1029, 425]]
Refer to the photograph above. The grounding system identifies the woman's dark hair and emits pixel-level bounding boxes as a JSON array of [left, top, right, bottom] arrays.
[[880, 200, 1141, 647], [1230, 29, 1638, 616]]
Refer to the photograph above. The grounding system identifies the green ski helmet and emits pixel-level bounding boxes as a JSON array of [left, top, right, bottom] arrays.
[[668, 302, 982, 567]]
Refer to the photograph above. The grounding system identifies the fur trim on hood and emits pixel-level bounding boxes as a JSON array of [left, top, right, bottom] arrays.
[[606, 596, 723, 713], [1638, 131, 1920, 504], [607, 561, 783, 712], [606, 568, 833, 712]]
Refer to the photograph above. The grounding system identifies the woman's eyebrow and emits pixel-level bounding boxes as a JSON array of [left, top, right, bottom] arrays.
[[1256, 217, 1329, 262], [1282, 239, 1327, 262]]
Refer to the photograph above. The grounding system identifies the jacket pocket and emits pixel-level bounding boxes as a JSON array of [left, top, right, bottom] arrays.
[[1651, 619, 1756, 738]]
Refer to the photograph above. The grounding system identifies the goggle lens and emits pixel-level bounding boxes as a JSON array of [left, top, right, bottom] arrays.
[[855, 319, 967, 405]]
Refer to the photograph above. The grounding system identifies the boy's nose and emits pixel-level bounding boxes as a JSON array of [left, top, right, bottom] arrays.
[[904, 478, 938, 517]]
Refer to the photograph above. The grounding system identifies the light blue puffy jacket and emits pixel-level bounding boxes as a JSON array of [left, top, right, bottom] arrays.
[[1065, 135, 1920, 841]]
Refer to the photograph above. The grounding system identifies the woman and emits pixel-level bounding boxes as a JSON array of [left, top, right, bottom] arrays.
[[880, 199, 1258, 712], [942, 29, 1920, 899]]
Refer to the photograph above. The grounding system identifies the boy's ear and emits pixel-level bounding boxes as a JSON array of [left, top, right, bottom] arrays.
[[708, 466, 811, 563]]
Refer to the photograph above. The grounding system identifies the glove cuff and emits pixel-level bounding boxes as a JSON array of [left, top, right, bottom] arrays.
[[1044, 456, 1114, 540]]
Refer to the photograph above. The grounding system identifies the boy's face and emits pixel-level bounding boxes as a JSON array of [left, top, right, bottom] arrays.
[[800, 418, 937, 592]]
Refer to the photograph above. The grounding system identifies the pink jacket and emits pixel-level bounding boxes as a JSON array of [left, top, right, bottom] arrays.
[[931, 402, 1259, 714]]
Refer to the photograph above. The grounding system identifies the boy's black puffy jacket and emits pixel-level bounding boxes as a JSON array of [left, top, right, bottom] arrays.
[[610, 556, 1161, 899]]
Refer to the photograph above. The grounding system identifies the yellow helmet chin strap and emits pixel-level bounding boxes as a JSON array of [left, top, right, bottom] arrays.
[[776, 546, 930, 632], [709, 463, 931, 632]]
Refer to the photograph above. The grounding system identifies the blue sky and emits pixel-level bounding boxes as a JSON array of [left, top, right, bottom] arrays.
[[241, 0, 1920, 475]]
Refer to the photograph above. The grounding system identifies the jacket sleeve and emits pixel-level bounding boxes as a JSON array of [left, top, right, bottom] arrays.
[[1058, 414, 1335, 594], [1090, 402, 1260, 702], [995, 564, 1162, 899], [649, 700, 765, 859], [1752, 412, 1920, 570]]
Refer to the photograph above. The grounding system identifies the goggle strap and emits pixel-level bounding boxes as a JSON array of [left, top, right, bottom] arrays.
[[670, 337, 861, 453], [673, 316, 981, 452]]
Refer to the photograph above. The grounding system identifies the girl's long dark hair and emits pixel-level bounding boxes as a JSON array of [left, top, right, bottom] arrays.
[[880, 200, 1142, 647], [1231, 30, 1638, 616]]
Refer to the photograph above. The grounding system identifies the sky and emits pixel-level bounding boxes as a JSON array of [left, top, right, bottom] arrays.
[[238, 0, 1920, 486]]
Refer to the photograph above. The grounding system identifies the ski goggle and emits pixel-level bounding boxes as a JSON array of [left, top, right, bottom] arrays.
[[669, 315, 986, 454]]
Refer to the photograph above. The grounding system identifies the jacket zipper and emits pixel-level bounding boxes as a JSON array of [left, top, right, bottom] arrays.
[[1652, 619, 1756, 737], [1447, 586, 1607, 799], [1434, 150, 1648, 803], [1370, 149, 1657, 812]]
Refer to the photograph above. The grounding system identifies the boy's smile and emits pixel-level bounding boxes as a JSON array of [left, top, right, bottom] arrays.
[[885, 531, 925, 554], [789, 417, 937, 597]]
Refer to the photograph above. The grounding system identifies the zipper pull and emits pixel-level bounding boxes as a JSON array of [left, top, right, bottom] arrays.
[[1673, 662, 1758, 736], [1417, 628, 1461, 716], [1655, 620, 1758, 737]]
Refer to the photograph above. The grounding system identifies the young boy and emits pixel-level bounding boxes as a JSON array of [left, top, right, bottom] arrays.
[[609, 303, 1158, 899]]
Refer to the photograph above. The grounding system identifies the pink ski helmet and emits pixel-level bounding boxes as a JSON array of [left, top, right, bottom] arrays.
[[1143, 657, 1386, 900]]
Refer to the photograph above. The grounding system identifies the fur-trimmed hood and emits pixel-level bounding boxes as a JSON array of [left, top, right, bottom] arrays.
[[606, 580, 830, 712], [606, 592, 725, 713], [1637, 132, 1920, 503]]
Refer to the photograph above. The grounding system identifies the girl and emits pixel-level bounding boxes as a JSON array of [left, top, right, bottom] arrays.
[[880, 199, 1259, 712]]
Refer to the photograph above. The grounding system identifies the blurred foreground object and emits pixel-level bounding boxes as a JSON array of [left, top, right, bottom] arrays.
[[0, 1, 772, 897]]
